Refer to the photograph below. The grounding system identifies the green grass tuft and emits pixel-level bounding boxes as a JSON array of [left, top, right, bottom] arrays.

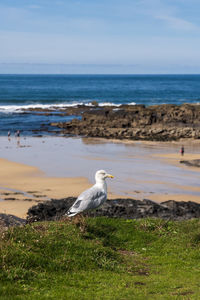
[[0, 217, 200, 299]]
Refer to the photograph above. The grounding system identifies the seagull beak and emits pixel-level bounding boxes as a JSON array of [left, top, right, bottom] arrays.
[[106, 174, 114, 178]]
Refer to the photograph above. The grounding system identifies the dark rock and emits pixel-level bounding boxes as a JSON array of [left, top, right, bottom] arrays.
[[26, 197, 200, 223], [90, 101, 99, 106], [0, 213, 25, 229], [26, 197, 76, 223], [49, 104, 200, 141], [180, 159, 200, 168]]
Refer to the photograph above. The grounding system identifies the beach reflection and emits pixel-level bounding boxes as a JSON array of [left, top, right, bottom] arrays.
[[0, 136, 200, 200]]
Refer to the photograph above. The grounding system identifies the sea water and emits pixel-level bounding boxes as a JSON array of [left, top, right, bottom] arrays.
[[0, 74, 200, 135]]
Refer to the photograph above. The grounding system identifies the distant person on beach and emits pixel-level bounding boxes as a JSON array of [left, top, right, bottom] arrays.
[[180, 146, 184, 156], [8, 131, 11, 141], [15, 130, 20, 137]]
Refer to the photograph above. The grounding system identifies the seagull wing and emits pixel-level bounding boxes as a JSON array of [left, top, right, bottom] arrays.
[[67, 185, 106, 217]]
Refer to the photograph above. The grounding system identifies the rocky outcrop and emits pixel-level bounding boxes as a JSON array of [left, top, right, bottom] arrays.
[[26, 197, 200, 223], [50, 104, 200, 141], [26, 197, 75, 223], [0, 213, 25, 230], [180, 159, 200, 168]]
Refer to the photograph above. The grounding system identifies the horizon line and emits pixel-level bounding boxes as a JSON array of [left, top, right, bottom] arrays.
[[0, 73, 200, 76]]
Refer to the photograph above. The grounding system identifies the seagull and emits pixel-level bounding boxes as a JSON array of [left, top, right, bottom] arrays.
[[66, 170, 114, 217]]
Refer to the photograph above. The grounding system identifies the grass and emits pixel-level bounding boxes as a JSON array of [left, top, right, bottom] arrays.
[[0, 217, 200, 299]]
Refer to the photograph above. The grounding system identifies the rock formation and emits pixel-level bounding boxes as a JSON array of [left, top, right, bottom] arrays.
[[50, 104, 200, 141], [26, 197, 200, 222], [180, 159, 200, 168], [0, 213, 25, 230]]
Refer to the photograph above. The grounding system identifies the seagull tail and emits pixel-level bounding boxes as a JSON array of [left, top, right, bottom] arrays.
[[65, 210, 78, 217]]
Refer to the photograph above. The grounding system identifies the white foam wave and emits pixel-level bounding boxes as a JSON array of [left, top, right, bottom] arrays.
[[98, 102, 136, 107], [0, 101, 136, 113]]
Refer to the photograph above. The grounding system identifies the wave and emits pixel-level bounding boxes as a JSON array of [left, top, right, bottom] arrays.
[[0, 101, 136, 113]]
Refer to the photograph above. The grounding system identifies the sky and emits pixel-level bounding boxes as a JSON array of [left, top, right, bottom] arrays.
[[0, 0, 200, 74]]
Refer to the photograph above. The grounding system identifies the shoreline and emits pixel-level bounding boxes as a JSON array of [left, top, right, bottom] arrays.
[[0, 136, 200, 218], [1, 103, 200, 140]]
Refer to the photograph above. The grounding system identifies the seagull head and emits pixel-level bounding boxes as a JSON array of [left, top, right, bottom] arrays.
[[95, 170, 114, 183]]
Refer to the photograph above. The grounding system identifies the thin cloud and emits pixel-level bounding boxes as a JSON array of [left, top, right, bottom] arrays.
[[138, 0, 199, 32], [156, 15, 199, 31], [1, 29, 200, 65]]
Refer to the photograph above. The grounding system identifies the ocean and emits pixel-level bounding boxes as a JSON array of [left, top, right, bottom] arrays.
[[0, 74, 200, 136]]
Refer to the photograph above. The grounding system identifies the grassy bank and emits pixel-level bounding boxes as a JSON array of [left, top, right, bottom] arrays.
[[0, 217, 200, 299]]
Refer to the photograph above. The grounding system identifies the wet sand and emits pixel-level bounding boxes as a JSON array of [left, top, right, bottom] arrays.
[[0, 136, 200, 218], [153, 152, 200, 171], [0, 158, 91, 218]]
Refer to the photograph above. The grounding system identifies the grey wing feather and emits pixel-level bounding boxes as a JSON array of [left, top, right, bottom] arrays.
[[73, 200, 82, 209], [67, 185, 107, 215], [78, 186, 106, 209]]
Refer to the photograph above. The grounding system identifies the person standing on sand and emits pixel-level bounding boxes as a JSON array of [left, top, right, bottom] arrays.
[[180, 146, 184, 156], [15, 130, 20, 137], [8, 131, 11, 141]]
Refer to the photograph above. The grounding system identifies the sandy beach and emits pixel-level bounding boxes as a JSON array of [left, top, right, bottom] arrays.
[[0, 136, 200, 218], [0, 158, 92, 218]]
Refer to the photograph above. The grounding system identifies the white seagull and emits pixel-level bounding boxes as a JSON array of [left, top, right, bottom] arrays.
[[66, 170, 114, 217]]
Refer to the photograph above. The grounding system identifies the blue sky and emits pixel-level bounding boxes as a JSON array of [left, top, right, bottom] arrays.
[[0, 0, 200, 73]]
